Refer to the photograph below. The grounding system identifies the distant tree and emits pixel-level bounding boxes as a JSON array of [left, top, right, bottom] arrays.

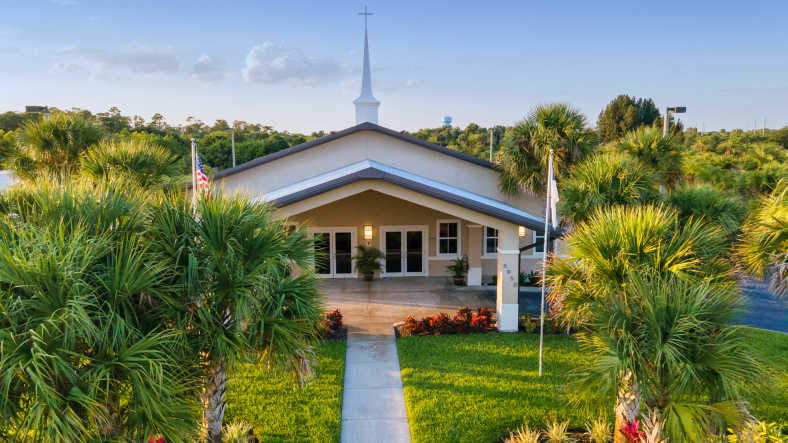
[[597, 95, 660, 142], [150, 113, 168, 130], [497, 103, 597, 194], [132, 115, 146, 129], [96, 106, 131, 134], [558, 152, 660, 225], [0, 130, 15, 167], [769, 126, 788, 149]]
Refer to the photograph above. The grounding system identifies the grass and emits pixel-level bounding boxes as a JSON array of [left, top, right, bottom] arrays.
[[225, 339, 347, 443], [397, 328, 788, 443]]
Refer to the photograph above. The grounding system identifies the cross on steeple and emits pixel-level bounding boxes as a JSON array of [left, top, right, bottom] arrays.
[[358, 5, 373, 32]]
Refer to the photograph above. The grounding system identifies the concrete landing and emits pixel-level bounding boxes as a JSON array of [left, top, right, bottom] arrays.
[[340, 321, 411, 443]]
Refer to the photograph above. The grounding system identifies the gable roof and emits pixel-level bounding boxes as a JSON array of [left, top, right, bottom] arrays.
[[261, 159, 559, 235], [212, 121, 493, 180]]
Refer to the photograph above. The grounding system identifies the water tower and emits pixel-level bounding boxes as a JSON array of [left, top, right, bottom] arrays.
[[443, 116, 452, 127]]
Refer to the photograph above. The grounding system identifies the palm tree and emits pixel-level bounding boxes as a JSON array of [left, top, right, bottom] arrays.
[[573, 273, 762, 441], [737, 180, 788, 298], [10, 112, 102, 180], [497, 103, 596, 195], [546, 204, 735, 443], [0, 179, 200, 442], [81, 139, 185, 190], [667, 183, 747, 245], [613, 127, 683, 191], [148, 192, 324, 443], [558, 152, 660, 225]]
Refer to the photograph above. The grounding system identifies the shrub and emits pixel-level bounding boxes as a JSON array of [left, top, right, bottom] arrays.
[[505, 424, 541, 443], [519, 315, 538, 333], [221, 421, 257, 443], [545, 419, 570, 442], [586, 417, 612, 442], [429, 312, 455, 335], [398, 306, 494, 336], [320, 309, 345, 339]]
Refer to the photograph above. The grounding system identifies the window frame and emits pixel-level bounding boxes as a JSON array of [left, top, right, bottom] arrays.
[[436, 219, 461, 258], [529, 229, 546, 257], [482, 226, 498, 258]]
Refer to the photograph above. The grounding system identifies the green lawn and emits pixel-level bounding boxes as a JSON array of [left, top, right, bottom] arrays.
[[397, 328, 788, 443], [225, 339, 347, 443]]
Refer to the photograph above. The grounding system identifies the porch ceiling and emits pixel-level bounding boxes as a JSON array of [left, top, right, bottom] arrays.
[[260, 160, 553, 234]]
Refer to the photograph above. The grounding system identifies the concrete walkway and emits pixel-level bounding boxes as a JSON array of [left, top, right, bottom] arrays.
[[324, 277, 492, 443], [340, 321, 410, 443]]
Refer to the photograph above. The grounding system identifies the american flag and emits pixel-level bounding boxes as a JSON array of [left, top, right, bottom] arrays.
[[196, 152, 209, 191]]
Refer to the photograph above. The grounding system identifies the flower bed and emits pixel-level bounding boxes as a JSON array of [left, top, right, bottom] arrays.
[[396, 306, 494, 337]]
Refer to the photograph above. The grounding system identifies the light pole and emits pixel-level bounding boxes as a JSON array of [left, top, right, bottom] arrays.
[[663, 106, 686, 136], [226, 127, 236, 167], [489, 128, 494, 163]]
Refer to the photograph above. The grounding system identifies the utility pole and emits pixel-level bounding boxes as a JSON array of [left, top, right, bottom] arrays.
[[231, 126, 236, 168], [763, 116, 766, 135], [489, 128, 494, 163]]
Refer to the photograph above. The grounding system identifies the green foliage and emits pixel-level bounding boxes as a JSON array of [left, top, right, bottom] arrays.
[[612, 126, 683, 190], [597, 95, 660, 142], [497, 103, 597, 194], [352, 245, 385, 276], [586, 417, 612, 442], [81, 139, 185, 190], [406, 123, 506, 161], [558, 152, 660, 225], [13, 112, 102, 180], [0, 180, 201, 442], [224, 340, 346, 443], [398, 333, 603, 443], [737, 180, 788, 297], [446, 255, 469, 278], [667, 183, 747, 243]]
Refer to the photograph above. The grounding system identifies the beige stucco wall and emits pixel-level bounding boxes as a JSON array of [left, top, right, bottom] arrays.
[[287, 189, 548, 279], [215, 129, 543, 218]]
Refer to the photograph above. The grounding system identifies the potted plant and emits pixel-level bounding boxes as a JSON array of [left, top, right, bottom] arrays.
[[353, 245, 384, 281], [446, 255, 469, 286]]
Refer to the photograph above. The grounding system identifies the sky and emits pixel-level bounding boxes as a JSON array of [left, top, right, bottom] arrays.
[[1, 0, 787, 133]]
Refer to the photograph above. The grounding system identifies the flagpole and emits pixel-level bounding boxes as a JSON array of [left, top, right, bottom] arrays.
[[538, 149, 553, 377], [190, 137, 197, 209]]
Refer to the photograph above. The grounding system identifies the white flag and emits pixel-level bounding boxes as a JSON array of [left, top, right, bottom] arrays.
[[547, 153, 559, 229]]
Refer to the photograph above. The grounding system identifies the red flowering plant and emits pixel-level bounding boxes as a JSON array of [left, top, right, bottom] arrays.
[[619, 419, 644, 443], [320, 308, 345, 339], [429, 312, 455, 335]]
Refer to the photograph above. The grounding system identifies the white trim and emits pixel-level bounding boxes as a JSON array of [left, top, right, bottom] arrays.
[[379, 225, 428, 277], [436, 219, 461, 258], [498, 249, 521, 255], [308, 227, 357, 278], [527, 229, 546, 258], [483, 226, 498, 258]]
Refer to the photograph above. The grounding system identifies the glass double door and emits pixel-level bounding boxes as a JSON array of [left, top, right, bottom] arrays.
[[312, 228, 355, 278], [381, 226, 426, 276]]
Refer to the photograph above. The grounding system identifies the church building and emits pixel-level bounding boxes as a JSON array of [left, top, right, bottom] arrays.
[[210, 20, 557, 331]]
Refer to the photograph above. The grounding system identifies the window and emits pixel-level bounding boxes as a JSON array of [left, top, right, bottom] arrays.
[[437, 220, 459, 255], [534, 230, 545, 254], [484, 226, 498, 255]]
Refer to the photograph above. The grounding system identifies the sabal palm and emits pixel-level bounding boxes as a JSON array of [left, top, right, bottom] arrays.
[[498, 103, 596, 194], [11, 112, 102, 180], [667, 183, 747, 245], [546, 204, 734, 442], [0, 180, 200, 442], [148, 192, 323, 443], [574, 273, 762, 441], [81, 139, 185, 190], [558, 152, 660, 225], [614, 127, 683, 190], [737, 180, 788, 298]]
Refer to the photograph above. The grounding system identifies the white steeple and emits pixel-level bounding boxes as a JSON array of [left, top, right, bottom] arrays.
[[354, 6, 380, 125]]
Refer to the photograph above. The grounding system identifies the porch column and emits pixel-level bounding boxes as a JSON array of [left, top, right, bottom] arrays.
[[496, 223, 519, 332], [467, 225, 482, 286]]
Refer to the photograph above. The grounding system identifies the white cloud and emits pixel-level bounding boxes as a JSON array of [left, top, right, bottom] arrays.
[[191, 54, 224, 83], [54, 45, 181, 79], [242, 41, 342, 86]]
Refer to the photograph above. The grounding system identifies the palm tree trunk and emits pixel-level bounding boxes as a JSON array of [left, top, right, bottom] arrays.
[[201, 361, 227, 443], [614, 370, 642, 443]]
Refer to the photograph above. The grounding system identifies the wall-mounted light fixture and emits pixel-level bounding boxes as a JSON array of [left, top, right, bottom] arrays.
[[364, 224, 373, 241], [518, 226, 526, 237]]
